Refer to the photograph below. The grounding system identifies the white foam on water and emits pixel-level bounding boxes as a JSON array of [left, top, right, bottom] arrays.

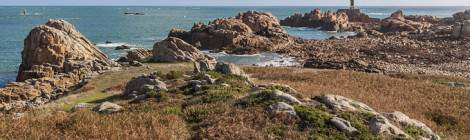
[[367, 12, 387, 16], [203, 51, 300, 67], [96, 42, 130, 48]]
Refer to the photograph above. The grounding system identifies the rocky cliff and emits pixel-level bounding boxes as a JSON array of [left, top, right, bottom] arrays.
[[381, 10, 431, 33], [0, 19, 117, 112], [168, 11, 293, 54], [17, 19, 117, 81], [280, 9, 350, 31]]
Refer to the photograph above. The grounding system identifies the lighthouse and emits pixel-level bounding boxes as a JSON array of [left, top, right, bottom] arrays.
[[350, 0, 355, 9]]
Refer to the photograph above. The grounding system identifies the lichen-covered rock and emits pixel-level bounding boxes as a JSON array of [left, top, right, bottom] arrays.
[[123, 73, 167, 96], [317, 95, 376, 113], [368, 114, 409, 138], [383, 111, 440, 140], [93, 102, 123, 114], [330, 117, 358, 134], [215, 62, 245, 76], [152, 37, 208, 62], [271, 90, 302, 104], [280, 9, 350, 31], [268, 102, 296, 116], [193, 58, 217, 73]]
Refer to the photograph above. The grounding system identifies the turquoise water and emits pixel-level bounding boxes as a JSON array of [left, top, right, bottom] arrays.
[[1, 6, 469, 86]]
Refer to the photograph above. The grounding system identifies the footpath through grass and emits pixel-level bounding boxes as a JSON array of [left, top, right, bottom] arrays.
[[42, 63, 192, 111]]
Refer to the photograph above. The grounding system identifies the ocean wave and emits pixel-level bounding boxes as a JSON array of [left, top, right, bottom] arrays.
[[367, 12, 387, 15], [96, 42, 131, 48]]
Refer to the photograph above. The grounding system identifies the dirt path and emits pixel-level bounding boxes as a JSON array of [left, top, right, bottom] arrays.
[[40, 63, 192, 111]]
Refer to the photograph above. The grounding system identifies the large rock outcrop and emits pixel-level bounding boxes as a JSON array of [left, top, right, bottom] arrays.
[[280, 9, 350, 31], [168, 11, 292, 53], [453, 10, 470, 22], [0, 19, 117, 112], [17, 19, 116, 81], [337, 8, 376, 23], [452, 20, 470, 38], [152, 37, 215, 62], [381, 10, 431, 32], [235, 11, 286, 36], [117, 48, 152, 63]]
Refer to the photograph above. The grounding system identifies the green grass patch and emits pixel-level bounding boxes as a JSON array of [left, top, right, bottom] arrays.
[[265, 125, 289, 137], [404, 126, 425, 139], [338, 112, 378, 139], [237, 89, 281, 107], [294, 105, 331, 129], [162, 106, 183, 115]]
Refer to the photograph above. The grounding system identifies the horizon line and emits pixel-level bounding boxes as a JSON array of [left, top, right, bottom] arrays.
[[2, 5, 470, 7]]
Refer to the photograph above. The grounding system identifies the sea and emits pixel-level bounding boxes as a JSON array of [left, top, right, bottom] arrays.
[[0, 6, 469, 86]]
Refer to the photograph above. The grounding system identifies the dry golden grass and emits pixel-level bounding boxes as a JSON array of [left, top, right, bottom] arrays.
[[0, 106, 189, 139], [2, 63, 469, 139], [244, 67, 470, 139]]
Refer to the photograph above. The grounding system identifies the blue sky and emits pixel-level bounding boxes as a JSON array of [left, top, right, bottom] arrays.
[[2, 0, 470, 6]]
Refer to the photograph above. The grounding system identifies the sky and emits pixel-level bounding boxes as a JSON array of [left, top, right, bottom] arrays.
[[2, 0, 470, 6]]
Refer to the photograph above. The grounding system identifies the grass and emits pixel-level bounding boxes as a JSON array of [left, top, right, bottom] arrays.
[[0, 106, 189, 139], [1, 64, 469, 139], [41, 63, 192, 111], [244, 67, 470, 139], [294, 105, 331, 129]]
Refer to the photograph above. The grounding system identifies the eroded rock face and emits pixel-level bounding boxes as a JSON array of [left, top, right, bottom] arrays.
[[337, 8, 375, 23], [235, 11, 286, 36], [0, 19, 116, 112], [18, 19, 116, 81], [152, 37, 210, 62], [280, 9, 350, 31], [193, 59, 216, 74], [215, 62, 245, 76], [169, 11, 291, 52], [120, 48, 152, 62], [381, 10, 431, 32]]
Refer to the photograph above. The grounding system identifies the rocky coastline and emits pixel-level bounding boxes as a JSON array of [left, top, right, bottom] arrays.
[[0, 20, 119, 112], [1, 7, 470, 139], [3, 9, 470, 111], [167, 9, 470, 78]]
